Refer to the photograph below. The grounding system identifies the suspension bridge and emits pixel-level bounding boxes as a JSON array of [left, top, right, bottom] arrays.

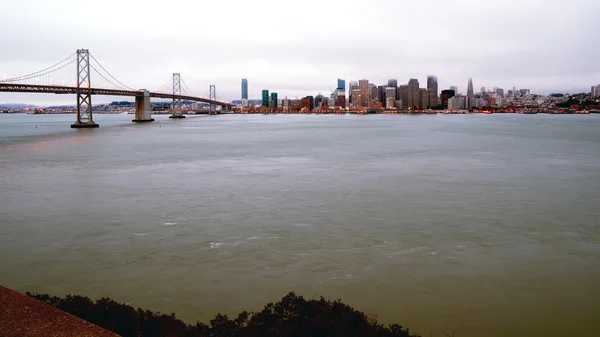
[[0, 49, 231, 128]]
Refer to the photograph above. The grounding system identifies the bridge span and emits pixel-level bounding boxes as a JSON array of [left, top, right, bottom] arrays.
[[0, 49, 231, 128]]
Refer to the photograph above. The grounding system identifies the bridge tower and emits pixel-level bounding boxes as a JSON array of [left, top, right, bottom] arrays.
[[71, 49, 99, 128], [209, 85, 216, 115], [169, 72, 185, 119]]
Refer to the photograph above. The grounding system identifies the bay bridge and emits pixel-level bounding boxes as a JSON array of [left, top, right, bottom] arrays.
[[0, 49, 232, 128]]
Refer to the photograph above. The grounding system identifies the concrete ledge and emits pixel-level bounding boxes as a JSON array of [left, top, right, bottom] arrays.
[[0, 286, 118, 337], [70, 123, 99, 128], [132, 118, 155, 122]]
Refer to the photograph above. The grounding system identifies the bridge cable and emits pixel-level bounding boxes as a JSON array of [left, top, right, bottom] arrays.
[[89, 64, 131, 90], [0, 53, 76, 83], [89, 53, 136, 91], [2, 59, 76, 84], [180, 77, 196, 96]]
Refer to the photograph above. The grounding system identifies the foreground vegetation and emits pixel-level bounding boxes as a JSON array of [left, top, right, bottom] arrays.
[[27, 291, 420, 337]]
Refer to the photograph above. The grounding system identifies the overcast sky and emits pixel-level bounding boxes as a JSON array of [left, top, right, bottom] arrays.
[[1, 0, 599, 105]]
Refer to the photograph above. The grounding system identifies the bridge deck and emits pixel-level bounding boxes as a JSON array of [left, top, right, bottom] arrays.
[[0, 83, 230, 107]]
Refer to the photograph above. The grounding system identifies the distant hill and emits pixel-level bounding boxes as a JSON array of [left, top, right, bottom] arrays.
[[0, 103, 39, 109]]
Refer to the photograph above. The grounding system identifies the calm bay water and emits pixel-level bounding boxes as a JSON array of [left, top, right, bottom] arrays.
[[1, 113, 599, 336]]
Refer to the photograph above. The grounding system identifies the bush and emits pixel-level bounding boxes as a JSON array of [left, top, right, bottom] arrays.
[[26, 291, 420, 337]]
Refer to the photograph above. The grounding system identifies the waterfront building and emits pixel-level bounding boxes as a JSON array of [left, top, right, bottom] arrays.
[[377, 86, 386, 104], [337, 79, 346, 92], [306, 96, 314, 110], [261, 90, 269, 107], [399, 85, 409, 108], [351, 89, 363, 108], [420, 88, 431, 109], [386, 97, 395, 109], [408, 79, 420, 110], [441, 89, 456, 109], [359, 79, 370, 107], [337, 95, 346, 108], [315, 94, 324, 108], [270, 92, 278, 109], [369, 84, 378, 101], [496, 88, 504, 97], [450, 86, 458, 95], [349, 81, 359, 104], [241, 79, 248, 100], [385, 87, 396, 103], [467, 78, 474, 97], [427, 76, 438, 106]]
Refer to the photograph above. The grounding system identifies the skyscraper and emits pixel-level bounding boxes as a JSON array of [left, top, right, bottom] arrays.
[[388, 79, 398, 88], [467, 78, 474, 97], [399, 85, 409, 109], [369, 83, 377, 101], [419, 88, 430, 109], [408, 79, 420, 110], [385, 87, 396, 102], [377, 85, 386, 104], [241, 79, 248, 100], [349, 81, 359, 105], [441, 89, 455, 109], [427, 76, 438, 106], [481, 87, 486, 95], [261, 90, 269, 107], [337, 79, 346, 91], [359, 79, 369, 107], [270, 92, 278, 109], [450, 86, 458, 95]]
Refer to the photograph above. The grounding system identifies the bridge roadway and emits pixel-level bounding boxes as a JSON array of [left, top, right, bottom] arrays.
[[0, 83, 231, 108]]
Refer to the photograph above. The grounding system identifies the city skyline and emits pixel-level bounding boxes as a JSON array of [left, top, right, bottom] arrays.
[[1, 0, 599, 105]]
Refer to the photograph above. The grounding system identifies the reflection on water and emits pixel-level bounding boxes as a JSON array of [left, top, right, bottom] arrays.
[[1, 113, 600, 337]]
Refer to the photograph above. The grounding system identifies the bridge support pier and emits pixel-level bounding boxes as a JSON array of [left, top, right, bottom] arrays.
[[132, 90, 154, 123], [71, 49, 99, 128]]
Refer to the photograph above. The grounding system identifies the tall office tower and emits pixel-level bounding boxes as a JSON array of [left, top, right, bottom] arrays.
[[441, 89, 456, 109], [349, 81, 359, 104], [241, 79, 248, 100], [408, 79, 420, 110], [427, 76, 438, 105], [513, 86, 517, 97], [337, 79, 346, 91], [261, 90, 269, 107], [450, 86, 458, 95], [481, 86, 486, 95], [369, 83, 377, 100], [388, 79, 398, 88], [270, 92, 278, 109], [496, 88, 504, 97], [419, 88, 430, 109], [359, 79, 369, 107], [337, 95, 346, 108], [467, 78, 474, 97], [315, 93, 324, 108], [351, 89, 363, 108], [385, 86, 396, 102], [399, 85, 409, 108], [593, 85, 598, 97], [377, 85, 386, 103], [241, 78, 249, 107]]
